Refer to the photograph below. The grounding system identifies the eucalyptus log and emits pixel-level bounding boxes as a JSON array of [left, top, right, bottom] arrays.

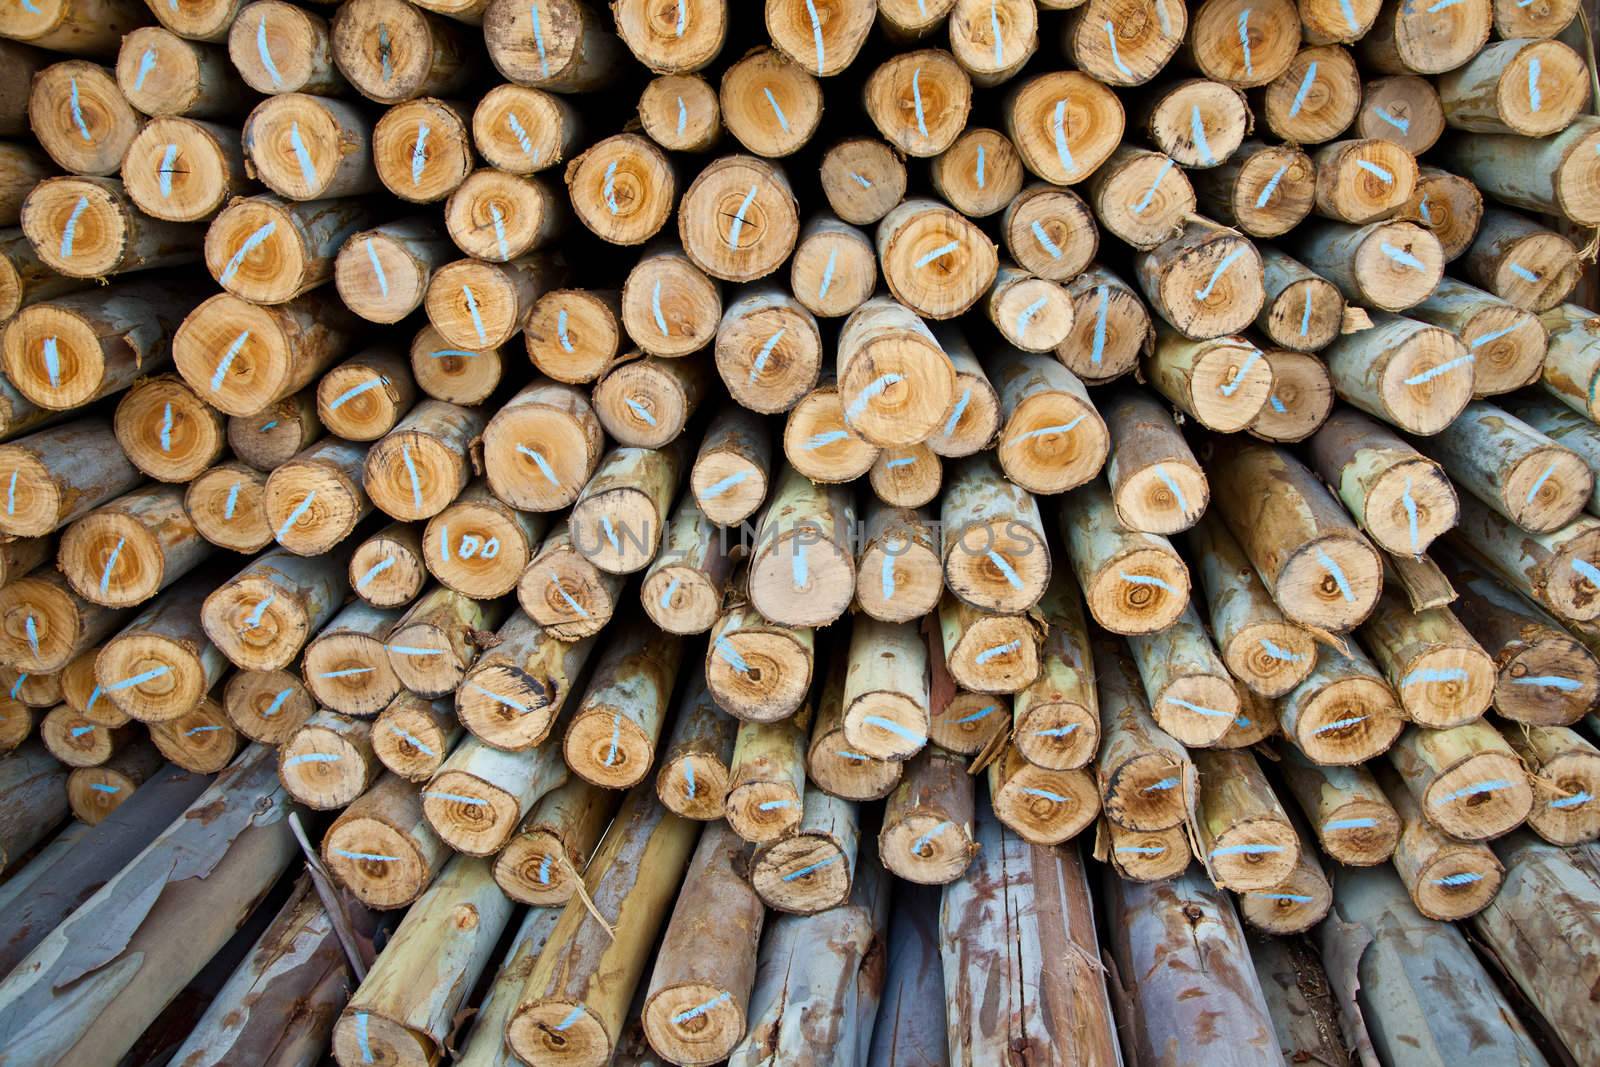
[[493, 777, 617, 906]]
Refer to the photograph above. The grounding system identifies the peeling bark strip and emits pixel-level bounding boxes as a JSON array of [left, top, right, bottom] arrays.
[[0, 744, 296, 1067]]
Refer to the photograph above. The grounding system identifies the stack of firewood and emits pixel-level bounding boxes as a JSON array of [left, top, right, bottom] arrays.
[[0, 0, 1599, 1063]]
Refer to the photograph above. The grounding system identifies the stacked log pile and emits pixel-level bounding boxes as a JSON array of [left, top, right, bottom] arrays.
[[0, 0, 1599, 1063]]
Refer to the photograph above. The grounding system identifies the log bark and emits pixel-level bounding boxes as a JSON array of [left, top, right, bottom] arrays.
[[1448, 490, 1600, 623], [0, 744, 296, 1065], [867, 881, 948, 1067], [1434, 115, 1600, 226], [1437, 38, 1587, 136], [1462, 207, 1582, 313]]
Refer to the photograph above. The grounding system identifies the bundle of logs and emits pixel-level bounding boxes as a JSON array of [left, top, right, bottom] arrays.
[[2, 0, 1600, 1063]]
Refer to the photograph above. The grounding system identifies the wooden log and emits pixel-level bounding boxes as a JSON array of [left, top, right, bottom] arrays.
[[332, 855, 514, 1067], [871, 444, 938, 510], [1359, 0, 1492, 73], [781, 375, 879, 482], [1211, 441, 1383, 631], [988, 347, 1107, 496], [1438, 38, 1586, 137], [713, 287, 820, 417], [0, 0, 145, 56], [167, 876, 351, 1067], [619, 245, 720, 358], [835, 299, 956, 451], [939, 592, 1039, 695], [1136, 78, 1251, 167], [349, 521, 426, 609], [58, 648, 115, 728], [1499, 0, 1578, 34], [946, 0, 1037, 84], [1135, 218, 1265, 340], [930, 129, 1026, 222], [0, 144, 52, 233], [444, 168, 563, 264], [841, 616, 930, 761], [1011, 570, 1097, 770], [1103, 866, 1282, 1064], [750, 788, 859, 913], [745, 463, 854, 626], [1301, 0, 1381, 42], [115, 27, 247, 120], [1188, 512, 1316, 699], [0, 738, 66, 871], [1291, 220, 1443, 321], [654, 672, 736, 821], [2, 284, 188, 422], [608, 0, 725, 73], [456, 908, 564, 1066], [688, 407, 769, 528], [1085, 147, 1194, 255], [2, 666, 61, 710], [410, 322, 503, 405], [818, 137, 906, 225], [1539, 302, 1600, 422], [1466, 832, 1600, 1066], [372, 691, 460, 783], [457, 611, 593, 751], [39, 703, 134, 767], [424, 733, 566, 856], [564, 134, 676, 246], [94, 579, 225, 724], [1450, 489, 1600, 622], [1405, 278, 1545, 399], [1375, 761, 1505, 918], [385, 584, 506, 698], [425, 253, 563, 351], [519, 521, 623, 639], [330, 0, 472, 103], [1001, 183, 1098, 283], [111, 378, 224, 488], [476, 379, 601, 505], [1262, 47, 1363, 146], [1415, 398, 1590, 534], [314, 348, 417, 445], [1098, 815, 1192, 883], [568, 442, 683, 576], [0, 228, 86, 324], [1241, 834, 1334, 932], [173, 290, 355, 418], [508, 789, 698, 1067], [1500, 723, 1600, 844], [865, 882, 947, 1065], [1278, 744, 1398, 865], [726, 849, 887, 1066], [22, 176, 201, 282], [0, 746, 292, 1064], [473, 84, 580, 176], [1143, 328, 1273, 434], [1462, 207, 1581, 313], [202, 547, 348, 672], [362, 399, 482, 522], [421, 478, 547, 598], [493, 777, 616, 906], [1437, 548, 1600, 725], [1254, 249, 1345, 353], [788, 214, 875, 321], [323, 772, 450, 909], [725, 711, 809, 844], [1187, 0, 1300, 86], [854, 502, 941, 624], [1103, 389, 1206, 535], [222, 667, 314, 746], [243, 93, 378, 201], [1388, 720, 1533, 840], [1280, 642, 1406, 764], [1308, 408, 1456, 557], [1004, 69, 1124, 184], [1053, 265, 1149, 386], [1062, 478, 1190, 636], [229, 0, 346, 96], [333, 220, 452, 326], [878, 745, 975, 884], [0, 569, 129, 673], [636, 72, 718, 153], [0, 415, 139, 537], [525, 288, 623, 385], [592, 353, 709, 449], [373, 99, 473, 205], [676, 154, 798, 286], [300, 600, 402, 716], [640, 820, 764, 1065], [260, 438, 370, 558], [864, 48, 972, 157], [1436, 115, 1600, 227], [1358, 583, 1494, 727], [941, 803, 1117, 1065], [1357, 74, 1445, 154], [57, 482, 210, 611], [1093, 638, 1192, 831], [1126, 600, 1239, 746], [226, 388, 322, 474], [1064, 0, 1186, 85], [1503, 393, 1600, 521], [640, 497, 730, 635], [279, 708, 378, 810], [806, 663, 903, 802], [481, 0, 623, 91], [940, 452, 1048, 615], [28, 61, 140, 178], [1320, 863, 1544, 1065], [562, 622, 679, 790], [1191, 747, 1298, 890], [1190, 141, 1317, 239]]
